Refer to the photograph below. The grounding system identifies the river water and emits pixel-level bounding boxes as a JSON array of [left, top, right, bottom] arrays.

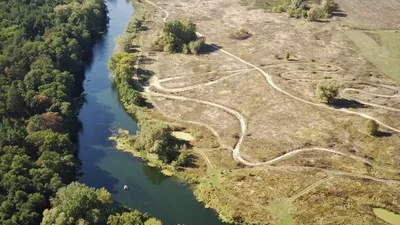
[[77, 0, 225, 224]]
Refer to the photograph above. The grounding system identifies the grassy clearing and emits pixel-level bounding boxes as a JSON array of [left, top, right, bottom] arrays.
[[373, 208, 400, 225], [346, 30, 400, 83]]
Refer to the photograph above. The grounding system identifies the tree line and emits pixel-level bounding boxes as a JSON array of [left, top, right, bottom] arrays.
[[0, 0, 160, 224], [108, 16, 202, 170]]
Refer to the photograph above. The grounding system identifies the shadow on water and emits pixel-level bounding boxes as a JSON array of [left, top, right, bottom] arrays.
[[77, 0, 227, 224]]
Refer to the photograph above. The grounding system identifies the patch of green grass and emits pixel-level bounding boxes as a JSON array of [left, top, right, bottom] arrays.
[[346, 30, 400, 83], [373, 208, 400, 225], [267, 199, 294, 225]]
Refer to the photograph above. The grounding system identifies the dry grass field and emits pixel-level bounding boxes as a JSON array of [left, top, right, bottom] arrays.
[[129, 0, 400, 224]]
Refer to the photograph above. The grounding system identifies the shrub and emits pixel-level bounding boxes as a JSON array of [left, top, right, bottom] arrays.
[[115, 33, 136, 52], [182, 44, 190, 54], [307, 0, 335, 21], [286, 8, 295, 17], [172, 152, 191, 167], [367, 120, 379, 136], [285, 52, 290, 60], [301, 9, 308, 18], [188, 37, 205, 54], [230, 28, 252, 40], [315, 83, 339, 104], [126, 18, 144, 33]]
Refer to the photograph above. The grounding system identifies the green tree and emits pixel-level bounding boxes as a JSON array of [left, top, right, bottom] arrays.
[[107, 211, 146, 225], [41, 182, 112, 225], [133, 120, 177, 162], [172, 152, 191, 167], [156, 19, 204, 53], [315, 84, 338, 104], [144, 218, 163, 225], [6, 82, 25, 116], [26, 130, 73, 155]]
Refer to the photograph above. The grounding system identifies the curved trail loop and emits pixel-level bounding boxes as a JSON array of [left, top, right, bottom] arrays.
[[278, 66, 400, 112], [142, 0, 400, 183], [340, 86, 400, 112], [154, 70, 249, 93]]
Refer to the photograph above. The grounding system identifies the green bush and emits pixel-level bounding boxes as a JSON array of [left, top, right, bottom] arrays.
[[307, 0, 336, 21], [230, 28, 252, 40], [172, 152, 191, 167], [301, 9, 308, 18], [133, 120, 178, 162], [188, 37, 205, 54], [108, 52, 144, 106], [315, 83, 339, 104], [267, 0, 335, 21], [367, 120, 379, 136], [156, 19, 205, 54], [182, 44, 190, 54], [286, 8, 295, 17]]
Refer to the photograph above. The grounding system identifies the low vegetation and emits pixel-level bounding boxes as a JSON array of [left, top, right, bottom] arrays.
[[243, 0, 336, 20], [230, 28, 252, 40], [154, 19, 206, 54], [367, 120, 379, 136]]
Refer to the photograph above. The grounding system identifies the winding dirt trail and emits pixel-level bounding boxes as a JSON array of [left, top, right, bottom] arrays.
[[142, 0, 400, 183]]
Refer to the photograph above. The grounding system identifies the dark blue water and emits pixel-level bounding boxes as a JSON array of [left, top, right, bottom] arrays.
[[78, 0, 225, 224]]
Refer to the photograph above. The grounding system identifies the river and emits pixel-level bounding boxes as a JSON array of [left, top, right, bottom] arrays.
[[77, 0, 225, 224]]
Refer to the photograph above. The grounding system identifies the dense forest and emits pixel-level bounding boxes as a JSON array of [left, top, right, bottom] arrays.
[[0, 0, 160, 224]]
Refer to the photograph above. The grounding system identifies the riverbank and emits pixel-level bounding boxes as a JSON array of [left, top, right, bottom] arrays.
[[108, 0, 235, 223], [110, 0, 400, 224], [78, 0, 225, 224]]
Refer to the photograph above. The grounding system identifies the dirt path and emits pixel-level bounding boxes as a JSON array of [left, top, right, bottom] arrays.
[[142, 0, 400, 184], [340, 87, 400, 112], [288, 176, 332, 202]]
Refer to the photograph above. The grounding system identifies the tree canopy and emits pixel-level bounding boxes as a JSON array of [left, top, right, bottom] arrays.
[[315, 83, 339, 105], [41, 182, 160, 225], [155, 19, 205, 54], [0, 0, 108, 224]]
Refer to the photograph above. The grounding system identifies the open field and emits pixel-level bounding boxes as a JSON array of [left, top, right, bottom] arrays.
[[128, 0, 400, 224], [335, 0, 400, 30], [346, 30, 400, 83]]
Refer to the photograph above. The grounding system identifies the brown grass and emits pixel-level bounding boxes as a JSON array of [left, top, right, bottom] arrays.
[[128, 0, 400, 224]]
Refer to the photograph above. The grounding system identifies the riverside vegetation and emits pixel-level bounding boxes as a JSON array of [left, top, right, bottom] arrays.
[[0, 0, 160, 224], [111, 0, 400, 224], [108, 2, 206, 176]]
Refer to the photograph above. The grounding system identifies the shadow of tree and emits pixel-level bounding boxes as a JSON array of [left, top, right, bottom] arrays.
[[376, 131, 392, 138], [139, 55, 156, 65], [200, 44, 223, 54], [332, 99, 366, 109], [332, 9, 348, 18]]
